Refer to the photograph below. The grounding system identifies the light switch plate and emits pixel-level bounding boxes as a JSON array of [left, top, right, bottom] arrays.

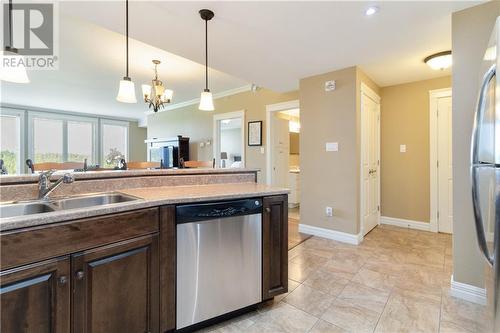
[[400, 144, 406, 153], [260, 147, 265, 154], [326, 142, 339, 152]]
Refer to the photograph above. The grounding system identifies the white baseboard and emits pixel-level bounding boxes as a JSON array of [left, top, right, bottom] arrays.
[[380, 216, 431, 232], [298, 224, 363, 245], [449, 275, 487, 305]]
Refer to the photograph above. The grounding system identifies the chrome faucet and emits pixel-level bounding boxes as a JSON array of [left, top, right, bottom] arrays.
[[38, 170, 75, 200]]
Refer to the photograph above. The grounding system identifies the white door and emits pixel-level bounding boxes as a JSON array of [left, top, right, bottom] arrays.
[[437, 96, 453, 233], [271, 116, 289, 188], [361, 91, 380, 236]]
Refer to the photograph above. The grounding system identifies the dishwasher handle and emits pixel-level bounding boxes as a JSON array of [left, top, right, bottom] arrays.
[[176, 198, 263, 224]]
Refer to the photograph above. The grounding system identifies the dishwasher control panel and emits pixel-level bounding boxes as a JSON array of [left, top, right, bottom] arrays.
[[176, 198, 262, 224]]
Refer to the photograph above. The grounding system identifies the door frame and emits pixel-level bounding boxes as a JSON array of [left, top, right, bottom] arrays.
[[265, 100, 300, 185], [429, 88, 452, 233], [213, 110, 246, 168], [360, 83, 381, 236]]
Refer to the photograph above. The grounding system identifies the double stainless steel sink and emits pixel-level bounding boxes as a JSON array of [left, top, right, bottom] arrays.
[[0, 193, 139, 219]]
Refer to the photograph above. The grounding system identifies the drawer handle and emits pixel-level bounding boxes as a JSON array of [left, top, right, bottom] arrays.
[[75, 270, 85, 280], [58, 275, 68, 285]]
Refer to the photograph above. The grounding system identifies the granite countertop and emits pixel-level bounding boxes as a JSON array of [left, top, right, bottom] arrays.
[[0, 168, 260, 185], [0, 183, 289, 232]]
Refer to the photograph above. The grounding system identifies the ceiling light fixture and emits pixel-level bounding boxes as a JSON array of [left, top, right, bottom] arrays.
[[142, 60, 173, 113], [365, 6, 379, 16], [424, 51, 452, 70], [0, 0, 29, 83], [199, 9, 215, 111], [116, 0, 137, 103]]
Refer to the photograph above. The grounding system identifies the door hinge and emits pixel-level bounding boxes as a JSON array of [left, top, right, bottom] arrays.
[[377, 205, 380, 212], [437, 211, 440, 219], [437, 161, 439, 168], [378, 160, 380, 166]]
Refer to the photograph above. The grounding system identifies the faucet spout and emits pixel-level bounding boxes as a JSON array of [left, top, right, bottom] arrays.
[[38, 172, 74, 200]]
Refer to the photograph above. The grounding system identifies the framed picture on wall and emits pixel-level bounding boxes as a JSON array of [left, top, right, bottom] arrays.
[[248, 121, 263, 146]]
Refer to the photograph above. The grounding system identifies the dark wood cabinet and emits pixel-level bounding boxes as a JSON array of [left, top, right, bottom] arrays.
[[0, 256, 71, 333], [262, 195, 288, 300], [72, 234, 159, 333]]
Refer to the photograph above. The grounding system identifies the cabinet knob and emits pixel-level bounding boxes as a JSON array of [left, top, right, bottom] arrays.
[[265, 207, 271, 213], [58, 276, 68, 285], [75, 270, 85, 280]]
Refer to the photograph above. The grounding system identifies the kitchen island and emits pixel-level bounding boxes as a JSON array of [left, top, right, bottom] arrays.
[[0, 169, 289, 332]]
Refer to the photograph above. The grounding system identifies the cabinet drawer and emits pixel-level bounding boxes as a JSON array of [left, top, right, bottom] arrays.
[[1, 208, 159, 270]]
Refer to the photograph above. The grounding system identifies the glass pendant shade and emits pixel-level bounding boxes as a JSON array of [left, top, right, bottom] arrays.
[[162, 89, 173, 102], [0, 50, 29, 83], [116, 78, 137, 103], [199, 90, 214, 111], [142, 84, 151, 98]]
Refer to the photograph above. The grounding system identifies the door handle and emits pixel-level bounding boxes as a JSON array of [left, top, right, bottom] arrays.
[[471, 166, 494, 266], [470, 64, 496, 267], [471, 64, 496, 165]]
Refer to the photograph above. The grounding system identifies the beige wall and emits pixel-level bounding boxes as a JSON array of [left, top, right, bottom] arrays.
[[380, 76, 451, 223], [129, 121, 147, 161], [147, 88, 298, 182], [300, 67, 378, 235], [452, 1, 500, 288]]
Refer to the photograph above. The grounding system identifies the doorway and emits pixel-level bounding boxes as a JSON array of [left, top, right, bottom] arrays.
[[265, 100, 309, 249], [213, 111, 245, 169], [430, 88, 453, 233], [360, 83, 381, 236]]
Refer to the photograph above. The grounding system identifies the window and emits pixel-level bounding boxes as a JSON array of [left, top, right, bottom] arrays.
[[68, 121, 95, 163], [28, 112, 98, 165], [0, 108, 24, 174], [33, 117, 64, 163], [101, 120, 128, 168]]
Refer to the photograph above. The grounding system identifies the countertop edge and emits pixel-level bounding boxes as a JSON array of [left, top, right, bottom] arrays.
[[0, 187, 289, 232]]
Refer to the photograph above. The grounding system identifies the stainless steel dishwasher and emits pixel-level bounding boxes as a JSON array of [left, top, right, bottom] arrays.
[[176, 198, 262, 330]]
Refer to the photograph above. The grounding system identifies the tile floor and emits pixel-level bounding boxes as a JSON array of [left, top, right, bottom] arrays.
[[200, 225, 487, 333]]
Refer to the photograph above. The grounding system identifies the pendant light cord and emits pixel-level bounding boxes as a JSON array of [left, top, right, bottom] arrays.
[[125, 0, 129, 78], [205, 18, 208, 90]]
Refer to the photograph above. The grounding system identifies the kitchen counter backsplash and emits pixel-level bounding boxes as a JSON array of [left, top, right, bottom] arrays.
[[0, 169, 258, 202]]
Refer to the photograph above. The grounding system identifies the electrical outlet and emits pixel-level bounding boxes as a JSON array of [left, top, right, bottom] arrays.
[[325, 206, 333, 217]]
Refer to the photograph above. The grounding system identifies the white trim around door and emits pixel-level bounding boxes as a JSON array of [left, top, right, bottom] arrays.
[[429, 88, 452, 233], [213, 110, 246, 168], [265, 100, 300, 185], [360, 83, 381, 236]]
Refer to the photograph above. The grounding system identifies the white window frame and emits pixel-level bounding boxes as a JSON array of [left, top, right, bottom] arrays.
[[100, 119, 129, 166], [0, 107, 26, 174], [27, 111, 98, 164]]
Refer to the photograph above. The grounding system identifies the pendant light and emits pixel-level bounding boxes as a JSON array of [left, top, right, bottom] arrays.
[[116, 0, 137, 103], [0, 0, 29, 83], [198, 9, 215, 111]]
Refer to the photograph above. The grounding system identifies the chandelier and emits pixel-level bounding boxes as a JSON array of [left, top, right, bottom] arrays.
[[142, 60, 173, 112]]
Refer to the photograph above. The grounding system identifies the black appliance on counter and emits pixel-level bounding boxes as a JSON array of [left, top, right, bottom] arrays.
[[145, 136, 190, 168]]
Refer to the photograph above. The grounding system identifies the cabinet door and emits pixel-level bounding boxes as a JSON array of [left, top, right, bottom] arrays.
[[0, 256, 70, 333], [262, 195, 288, 300], [72, 234, 159, 333]]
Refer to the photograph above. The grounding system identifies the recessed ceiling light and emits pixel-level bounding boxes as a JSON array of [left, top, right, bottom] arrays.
[[365, 6, 379, 16]]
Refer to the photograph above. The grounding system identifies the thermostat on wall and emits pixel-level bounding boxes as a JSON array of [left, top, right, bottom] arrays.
[[325, 80, 336, 92]]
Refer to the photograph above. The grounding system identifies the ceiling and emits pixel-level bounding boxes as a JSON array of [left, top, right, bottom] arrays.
[[62, 1, 480, 91], [2, 1, 481, 121], [1, 14, 248, 121]]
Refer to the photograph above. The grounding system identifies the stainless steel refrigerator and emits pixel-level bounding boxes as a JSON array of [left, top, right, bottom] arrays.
[[471, 17, 500, 333]]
